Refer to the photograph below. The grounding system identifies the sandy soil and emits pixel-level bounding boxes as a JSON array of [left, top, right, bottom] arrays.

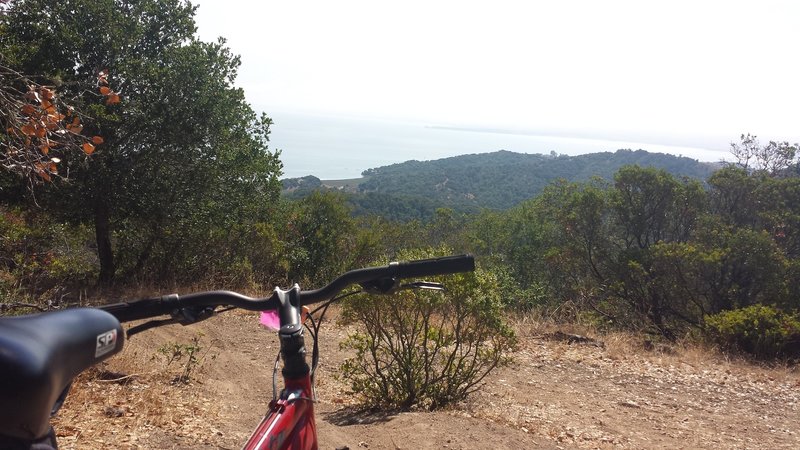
[[54, 309, 800, 449]]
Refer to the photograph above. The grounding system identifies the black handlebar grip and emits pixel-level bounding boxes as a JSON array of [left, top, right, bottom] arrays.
[[394, 254, 475, 279]]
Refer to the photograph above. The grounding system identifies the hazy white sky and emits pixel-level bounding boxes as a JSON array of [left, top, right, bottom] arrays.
[[195, 0, 799, 156]]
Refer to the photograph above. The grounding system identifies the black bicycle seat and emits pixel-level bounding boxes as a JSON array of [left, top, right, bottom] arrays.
[[0, 308, 124, 441]]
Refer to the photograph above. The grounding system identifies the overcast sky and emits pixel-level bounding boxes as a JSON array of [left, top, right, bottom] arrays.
[[194, 0, 799, 164]]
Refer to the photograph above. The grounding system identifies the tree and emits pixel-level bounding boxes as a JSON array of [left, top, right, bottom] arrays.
[[730, 133, 799, 176], [285, 191, 356, 283], [1, 0, 282, 283]]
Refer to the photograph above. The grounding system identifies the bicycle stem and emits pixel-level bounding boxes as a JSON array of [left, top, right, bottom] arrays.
[[275, 285, 311, 380]]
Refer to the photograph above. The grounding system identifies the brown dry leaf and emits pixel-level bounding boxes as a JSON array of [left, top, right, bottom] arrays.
[[82, 142, 96, 155], [106, 94, 121, 105], [92, 136, 105, 145], [21, 104, 37, 116], [34, 163, 51, 181], [99, 86, 111, 95], [40, 87, 54, 100], [21, 123, 36, 136], [35, 126, 46, 139], [45, 117, 59, 130], [40, 144, 50, 155]]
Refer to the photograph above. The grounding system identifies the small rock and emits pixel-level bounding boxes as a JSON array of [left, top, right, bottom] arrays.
[[103, 406, 126, 418]]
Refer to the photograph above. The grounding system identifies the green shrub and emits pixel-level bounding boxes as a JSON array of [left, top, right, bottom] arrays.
[[0, 207, 96, 313], [339, 248, 517, 410], [705, 305, 800, 358]]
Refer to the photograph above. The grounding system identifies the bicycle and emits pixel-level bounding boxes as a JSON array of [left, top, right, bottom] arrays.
[[0, 254, 474, 449]]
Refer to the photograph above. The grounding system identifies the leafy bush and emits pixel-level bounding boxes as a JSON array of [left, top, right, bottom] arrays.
[[339, 249, 517, 410], [157, 335, 207, 384], [0, 207, 96, 313], [705, 305, 800, 358]]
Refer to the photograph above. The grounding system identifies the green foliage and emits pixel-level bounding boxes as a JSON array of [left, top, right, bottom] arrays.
[[706, 305, 800, 358], [283, 150, 715, 219], [157, 335, 208, 384], [1, 0, 283, 284], [285, 191, 358, 283], [339, 248, 516, 410], [0, 207, 95, 312], [470, 161, 798, 341]]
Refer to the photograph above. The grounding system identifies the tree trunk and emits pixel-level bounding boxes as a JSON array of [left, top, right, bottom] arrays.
[[94, 201, 115, 284]]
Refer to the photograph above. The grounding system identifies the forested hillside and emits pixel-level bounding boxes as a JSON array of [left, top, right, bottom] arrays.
[[283, 149, 718, 219]]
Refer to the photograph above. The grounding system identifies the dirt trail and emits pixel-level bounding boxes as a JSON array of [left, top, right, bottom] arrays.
[[57, 310, 800, 449]]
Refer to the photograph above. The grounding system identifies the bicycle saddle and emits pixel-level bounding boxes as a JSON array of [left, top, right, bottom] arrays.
[[0, 308, 124, 440]]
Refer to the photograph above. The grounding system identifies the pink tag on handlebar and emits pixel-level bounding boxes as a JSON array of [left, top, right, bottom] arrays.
[[259, 307, 309, 331], [260, 310, 280, 331]]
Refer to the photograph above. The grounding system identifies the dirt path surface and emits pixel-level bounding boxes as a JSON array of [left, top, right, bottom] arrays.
[[56, 310, 800, 449]]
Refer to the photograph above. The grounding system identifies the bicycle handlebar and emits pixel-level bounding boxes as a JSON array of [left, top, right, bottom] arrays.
[[100, 254, 475, 323]]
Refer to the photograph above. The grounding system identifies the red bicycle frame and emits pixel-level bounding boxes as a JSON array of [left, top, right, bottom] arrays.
[[244, 374, 317, 450], [243, 285, 318, 450]]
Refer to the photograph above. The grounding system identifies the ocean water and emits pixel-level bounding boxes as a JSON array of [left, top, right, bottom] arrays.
[[268, 112, 732, 180]]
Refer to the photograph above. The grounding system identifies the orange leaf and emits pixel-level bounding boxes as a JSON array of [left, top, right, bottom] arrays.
[[106, 94, 120, 105], [21, 123, 36, 136], [41, 99, 52, 110], [82, 142, 95, 155], [45, 116, 59, 130], [40, 88, 54, 100], [68, 125, 83, 134], [49, 163, 58, 173], [40, 145, 49, 155], [21, 104, 37, 116], [34, 163, 51, 181], [99, 86, 111, 95], [92, 136, 104, 145], [71, 117, 80, 126], [35, 126, 46, 139]]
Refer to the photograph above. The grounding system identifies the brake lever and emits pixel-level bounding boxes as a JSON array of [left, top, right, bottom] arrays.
[[360, 278, 445, 295], [171, 305, 217, 325], [125, 305, 217, 338], [360, 277, 400, 295], [399, 281, 444, 291]]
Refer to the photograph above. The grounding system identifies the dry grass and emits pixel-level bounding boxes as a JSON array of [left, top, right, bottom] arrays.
[[510, 309, 799, 379], [52, 325, 224, 449]]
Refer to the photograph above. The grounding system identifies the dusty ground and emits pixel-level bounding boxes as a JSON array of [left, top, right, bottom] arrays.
[[54, 309, 800, 449]]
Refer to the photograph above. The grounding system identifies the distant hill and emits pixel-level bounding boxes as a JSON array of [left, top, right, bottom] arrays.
[[282, 149, 720, 219]]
